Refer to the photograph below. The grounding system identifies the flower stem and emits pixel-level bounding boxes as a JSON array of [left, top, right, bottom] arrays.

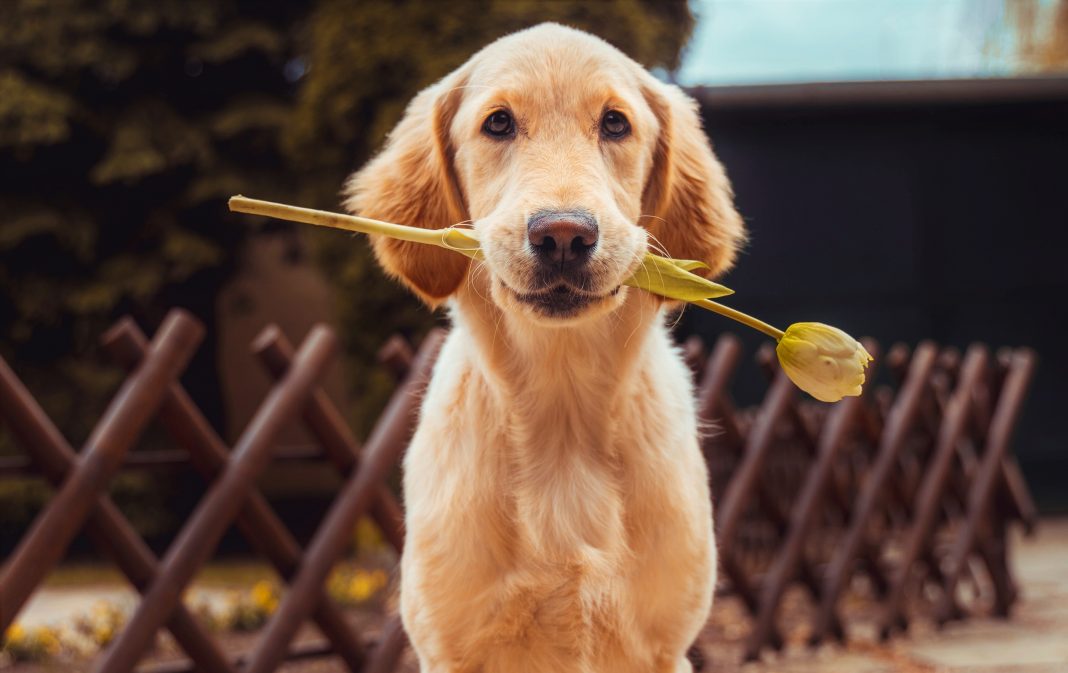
[[228, 195, 445, 248], [691, 299, 785, 341], [229, 195, 787, 341]]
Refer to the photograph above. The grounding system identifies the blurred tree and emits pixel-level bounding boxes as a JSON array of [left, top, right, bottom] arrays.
[[0, 0, 694, 448], [286, 0, 695, 434], [0, 0, 308, 444]]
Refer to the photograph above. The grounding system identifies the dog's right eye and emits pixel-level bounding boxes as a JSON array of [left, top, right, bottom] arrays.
[[482, 110, 515, 139]]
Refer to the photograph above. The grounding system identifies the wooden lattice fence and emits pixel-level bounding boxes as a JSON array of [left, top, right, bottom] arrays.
[[0, 309, 1037, 671]]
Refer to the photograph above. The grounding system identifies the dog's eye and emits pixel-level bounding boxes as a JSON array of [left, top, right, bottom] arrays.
[[601, 110, 630, 140], [482, 110, 515, 138]]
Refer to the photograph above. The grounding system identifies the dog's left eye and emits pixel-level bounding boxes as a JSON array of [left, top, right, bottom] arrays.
[[482, 110, 515, 139], [601, 110, 630, 139]]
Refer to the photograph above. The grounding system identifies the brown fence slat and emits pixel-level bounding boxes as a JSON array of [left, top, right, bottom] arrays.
[[934, 348, 1036, 624], [712, 370, 798, 650], [362, 615, 410, 673], [696, 334, 745, 461], [92, 326, 338, 673], [880, 344, 987, 636], [253, 326, 407, 554], [242, 329, 445, 673], [0, 445, 330, 477], [101, 319, 367, 672], [0, 355, 235, 673], [0, 310, 203, 631], [744, 342, 882, 659], [811, 341, 938, 643]]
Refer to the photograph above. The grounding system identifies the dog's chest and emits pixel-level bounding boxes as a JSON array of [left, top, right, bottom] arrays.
[[401, 332, 715, 669]]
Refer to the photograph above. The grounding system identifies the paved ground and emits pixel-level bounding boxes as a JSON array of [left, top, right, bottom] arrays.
[[697, 518, 1068, 673], [9, 519, 1068, 672], [893, 518, 1068, 673]]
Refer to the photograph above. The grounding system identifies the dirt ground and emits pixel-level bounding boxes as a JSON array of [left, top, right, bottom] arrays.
[[8, 519, 1067, 673]]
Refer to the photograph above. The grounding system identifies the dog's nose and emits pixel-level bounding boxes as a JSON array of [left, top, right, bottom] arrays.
[[526, 210, 598, 269]]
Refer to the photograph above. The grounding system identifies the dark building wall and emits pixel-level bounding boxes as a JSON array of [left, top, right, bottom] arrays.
[[687, 77, 1068, 510]]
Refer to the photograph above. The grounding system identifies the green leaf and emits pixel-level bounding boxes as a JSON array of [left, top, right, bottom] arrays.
[[667, 259, 710, 272], [440, 227, 483, 259], [624, 253, 733, 301]]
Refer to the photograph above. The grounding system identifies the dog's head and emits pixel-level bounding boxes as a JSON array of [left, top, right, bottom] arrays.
[[346, 23, 745, 324]]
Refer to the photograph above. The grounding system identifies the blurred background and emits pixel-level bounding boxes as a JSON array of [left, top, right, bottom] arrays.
[[1, 0, 1066, 588]]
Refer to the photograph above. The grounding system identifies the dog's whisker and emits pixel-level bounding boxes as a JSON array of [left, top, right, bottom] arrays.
[[644, 229, 673, 259], [446, 84, 495, 93], [466, 260, 494, 305]]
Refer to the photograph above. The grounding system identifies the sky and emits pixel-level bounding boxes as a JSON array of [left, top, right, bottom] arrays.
[[676, 0, 1050, 85]]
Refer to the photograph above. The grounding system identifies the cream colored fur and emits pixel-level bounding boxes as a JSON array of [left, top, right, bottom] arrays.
[[345, 24, 745, 673]]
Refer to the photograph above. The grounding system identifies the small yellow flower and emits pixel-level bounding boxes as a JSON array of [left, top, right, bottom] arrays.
[[69, 600, 125, 650], [250, 581, 279, 615], [4, 623, 26, 647], [2, 623, 62, 661], [348, 573, 377, 602], [776, 322, 872, 402], [36, 627, 61, 655], [354, 516, 385, 551]]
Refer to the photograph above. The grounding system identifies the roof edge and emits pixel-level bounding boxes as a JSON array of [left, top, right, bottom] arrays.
[[687, 75, 1068, 110]]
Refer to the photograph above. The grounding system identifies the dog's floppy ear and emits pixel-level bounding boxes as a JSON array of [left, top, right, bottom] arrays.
[[343, 72, 469, 306], [641, 81, 746, 278]]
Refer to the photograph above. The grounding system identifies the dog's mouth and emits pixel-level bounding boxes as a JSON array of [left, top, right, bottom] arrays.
[[508, 283, 621, 318]]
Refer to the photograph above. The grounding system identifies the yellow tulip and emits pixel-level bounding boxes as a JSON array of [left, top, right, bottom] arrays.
[[776, 323, 872, 402], [228, 196, 871, 400]]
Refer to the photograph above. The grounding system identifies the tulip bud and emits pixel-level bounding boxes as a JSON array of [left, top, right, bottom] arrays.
[[776, 322, 872, 402]]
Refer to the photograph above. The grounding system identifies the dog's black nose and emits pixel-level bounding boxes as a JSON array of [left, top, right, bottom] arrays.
[[527, 210, 598, 270]]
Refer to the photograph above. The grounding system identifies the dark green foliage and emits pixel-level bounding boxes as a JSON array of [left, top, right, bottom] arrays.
[[0, 0, 306, 445], [0, 0, 310, 540]]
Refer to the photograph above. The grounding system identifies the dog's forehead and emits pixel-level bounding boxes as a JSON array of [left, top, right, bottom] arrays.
[[465, 27, 639, 108]]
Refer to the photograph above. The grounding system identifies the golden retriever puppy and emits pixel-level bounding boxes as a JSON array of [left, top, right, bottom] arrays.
[[346, 23, 745, 673]]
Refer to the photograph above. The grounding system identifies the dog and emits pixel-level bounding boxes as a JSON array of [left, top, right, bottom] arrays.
[[345, 23, 745, 673]]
